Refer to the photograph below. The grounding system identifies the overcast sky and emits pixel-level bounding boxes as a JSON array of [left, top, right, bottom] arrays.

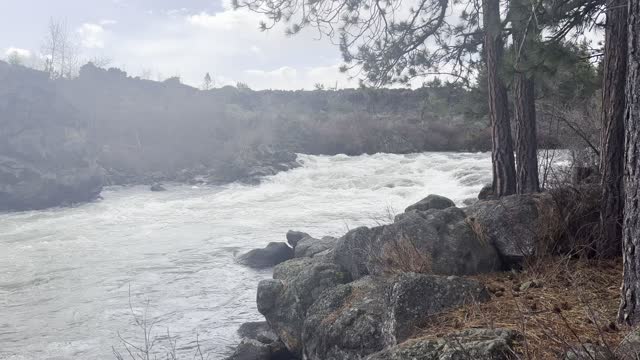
[[0, 0, 359, 89]]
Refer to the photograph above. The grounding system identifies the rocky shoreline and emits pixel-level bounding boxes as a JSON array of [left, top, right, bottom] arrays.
[[0, 149, 299, 212], [226, 185, 632, 360]]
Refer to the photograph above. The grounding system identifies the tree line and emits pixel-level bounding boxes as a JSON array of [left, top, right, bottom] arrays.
[[233, 0, 640, 325]]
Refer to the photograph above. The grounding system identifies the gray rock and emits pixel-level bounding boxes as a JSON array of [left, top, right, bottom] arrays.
[[286, 230, 308, 247], [302, 277, 389, 360], [616, 331, 640, 359], [405, 194, 455, 213], [384, 273, 490, 343], [301, 274, 490, 360], [150, 183, 167, 191], [478, 184, 494, 200], [564, 344, 612, 360], [238, 242, 294, 268], [238, 321, 278, 344], [366, 328, 520, 360], [294, 235, 337, 258], [334, 207, 502, 279], [257, 257, 350, 357], [464, 193, 556, 265]]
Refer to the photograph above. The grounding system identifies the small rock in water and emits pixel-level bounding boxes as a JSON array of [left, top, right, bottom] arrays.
[[150, 183, 167, 192], [237, 242, 294, 268], [285, 230, 308, 247]]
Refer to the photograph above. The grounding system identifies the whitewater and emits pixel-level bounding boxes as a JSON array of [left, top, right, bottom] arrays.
[[0, 152, 496, 359]]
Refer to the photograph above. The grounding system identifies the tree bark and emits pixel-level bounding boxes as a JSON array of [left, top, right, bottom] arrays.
[[511, 0, 540, 194], [618, 0, 637, 325], [600, 0, 629, 258], [483, 0, 517, 197]]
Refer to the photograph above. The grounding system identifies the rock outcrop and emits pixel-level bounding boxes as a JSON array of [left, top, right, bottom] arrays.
[[0, 61, 104, 211], [232, 190, 588, 359]]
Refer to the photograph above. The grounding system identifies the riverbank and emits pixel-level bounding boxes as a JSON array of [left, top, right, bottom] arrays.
[[226, 185, 637, 360]]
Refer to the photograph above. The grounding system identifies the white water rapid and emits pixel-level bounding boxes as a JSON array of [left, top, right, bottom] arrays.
[[1, 152, 498, 359]]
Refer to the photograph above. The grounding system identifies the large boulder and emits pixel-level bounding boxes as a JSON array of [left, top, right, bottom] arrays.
[[301, 274, 490, 360], [257, 257, 350, 357], [405, 194, 455, 213], [464, 192, 558, 265], [334, 207, 502, 279], [365, 328, 520, 360], [238, 242, 294, 268]]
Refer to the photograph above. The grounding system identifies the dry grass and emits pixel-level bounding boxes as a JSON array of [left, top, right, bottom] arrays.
[[414, 256, 626, 359]]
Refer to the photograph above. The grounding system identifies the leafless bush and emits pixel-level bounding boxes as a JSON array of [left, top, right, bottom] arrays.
[[112, 286, 208, 360]]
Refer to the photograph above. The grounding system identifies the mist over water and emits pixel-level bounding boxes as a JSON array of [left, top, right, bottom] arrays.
[[0, 152, 494, 359]]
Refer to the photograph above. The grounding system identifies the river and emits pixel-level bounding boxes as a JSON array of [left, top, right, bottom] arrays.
[[0, 152, 494, 359]]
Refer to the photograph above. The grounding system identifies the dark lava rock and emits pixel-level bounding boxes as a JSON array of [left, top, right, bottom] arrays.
[[286, 230, 308, 248], [238, 242, 294, 269]]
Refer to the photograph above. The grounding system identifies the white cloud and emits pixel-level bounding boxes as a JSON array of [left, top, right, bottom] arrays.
[[100, 5, 363, 89], [99, 19, 118, 26], [77, 23, 107, 49], [4, 47, 31, 59]]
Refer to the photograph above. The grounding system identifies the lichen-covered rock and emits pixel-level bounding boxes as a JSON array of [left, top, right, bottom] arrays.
[[405, 194, 455, 213], [334, 207, 502, 279], [301, 274, 490, 360], [464, 193, 557, 265], [237, 242, 294, 268], [366, 328, 520, 360], [384, 273, 490, 343], [257, 257, 350, 357]]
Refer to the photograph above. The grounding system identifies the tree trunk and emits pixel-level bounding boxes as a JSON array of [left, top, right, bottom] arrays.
[[618, 0, 637, 325], [600, 0, 628, 258], [511, 0, 540, 194], [483, 0, 516, 197]]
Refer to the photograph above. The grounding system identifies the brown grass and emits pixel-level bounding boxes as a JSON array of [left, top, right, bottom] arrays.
[[414, 256, 626, 359]]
